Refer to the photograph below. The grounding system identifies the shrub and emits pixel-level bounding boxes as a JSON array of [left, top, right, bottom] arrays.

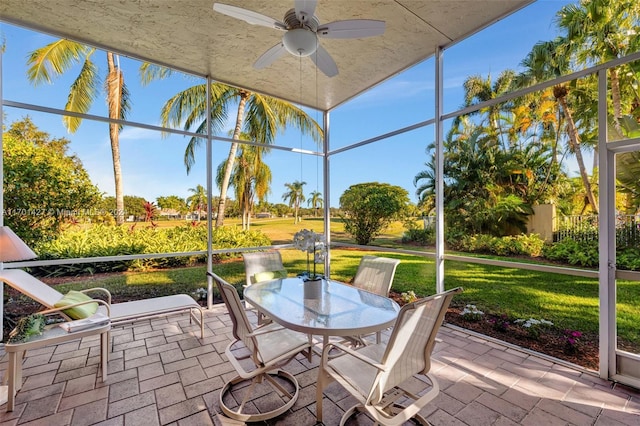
[[455, 233, 545, 257], [616, 247, 640, 271], [401, 227, 435, 245], [31, 224, 271, 276], [542, 238, 599, 267]]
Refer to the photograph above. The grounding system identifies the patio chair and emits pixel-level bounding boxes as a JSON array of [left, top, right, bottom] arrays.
[[208, 271, 312, 422], [242, 250, 287, 324], [316, 287, 463, 426], [0, 269, 205, 339], [350, 255, 401, 344]]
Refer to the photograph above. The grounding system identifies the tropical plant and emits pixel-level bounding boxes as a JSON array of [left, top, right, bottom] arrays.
[[307, 190, 323, 217], [516, 38, 598, 213], [140, 65, 324, 228], [217, 139, 272, 230], [556, 0, 640, 134], [32, 224, 272, 276], [414, 124, 542, 236], [26, 40, 130, 224], [282, 180, 306, 224], [459, 70, 516, 149], [187, 184, 207, 221], [143, 201, 157, 222]]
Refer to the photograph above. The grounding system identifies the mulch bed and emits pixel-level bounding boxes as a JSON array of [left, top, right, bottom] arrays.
[[388, 291, 600, 371]]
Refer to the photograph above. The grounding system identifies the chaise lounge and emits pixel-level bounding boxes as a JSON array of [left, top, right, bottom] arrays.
[[0, 269, 205, 339]]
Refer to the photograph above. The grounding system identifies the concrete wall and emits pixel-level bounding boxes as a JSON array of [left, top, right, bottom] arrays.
[[527, 204, 556, 242]]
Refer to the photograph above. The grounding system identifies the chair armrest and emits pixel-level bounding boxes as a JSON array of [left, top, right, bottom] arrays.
[[79, 287, 112, 304], [321, 342, 386, 372], [39, 299, 111, 318]]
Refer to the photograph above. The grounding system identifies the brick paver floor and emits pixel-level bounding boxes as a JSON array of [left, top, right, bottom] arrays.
[[1, 304, 639, 425]]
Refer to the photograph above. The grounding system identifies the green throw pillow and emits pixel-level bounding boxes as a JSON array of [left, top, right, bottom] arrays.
[[252, 269, 287, 284], [54, 290, 99, 320]]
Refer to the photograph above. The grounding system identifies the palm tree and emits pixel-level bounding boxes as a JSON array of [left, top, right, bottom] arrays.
[[26, 40, 130, 224], [144, 69, 323, 228], [556, 0, 640, 134], [516, 38, 598, 214], [217, 141, 272, 230], [461, 70, 516, 150], [307, 191, 323, 217], [187, 184, 207, 221], [283, 181, 306, 224]]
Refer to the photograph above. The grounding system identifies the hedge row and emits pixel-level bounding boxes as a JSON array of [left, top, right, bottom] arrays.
[[30, 223, 271, 277]]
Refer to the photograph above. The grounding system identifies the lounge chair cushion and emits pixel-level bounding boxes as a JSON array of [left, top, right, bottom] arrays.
[[54, 290, 99, 319], [252, 269, 287, 284]]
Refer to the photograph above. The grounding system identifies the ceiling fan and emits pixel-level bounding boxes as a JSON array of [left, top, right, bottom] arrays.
[[213, 0, 385, 77]]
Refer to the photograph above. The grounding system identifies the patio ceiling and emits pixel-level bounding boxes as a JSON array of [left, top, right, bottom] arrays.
[[0, 0, 532, 111]]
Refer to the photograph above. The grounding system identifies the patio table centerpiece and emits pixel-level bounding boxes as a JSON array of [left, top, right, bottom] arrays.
[[292, 229, 326, 285]]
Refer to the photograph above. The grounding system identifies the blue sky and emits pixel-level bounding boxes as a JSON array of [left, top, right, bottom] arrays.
[[1, 1, 574, 209]]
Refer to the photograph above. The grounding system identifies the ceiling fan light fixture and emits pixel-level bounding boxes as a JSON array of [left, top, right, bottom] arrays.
[[283, 28, 317, 57]]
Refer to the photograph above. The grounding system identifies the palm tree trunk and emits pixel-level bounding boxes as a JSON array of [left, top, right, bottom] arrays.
[[559, 95, 599, 214], [215, 91, 249, 228], [609, 67, 623, 135], [106, 52, 125, 225]]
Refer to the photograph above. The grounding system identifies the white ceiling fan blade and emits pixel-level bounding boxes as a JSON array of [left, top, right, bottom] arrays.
[[213, 3, 286, 30], [318, 20, 386, 39], [295, 0, 318, 24], [310, 45, 338, 77], [254, 43, 287, 69]]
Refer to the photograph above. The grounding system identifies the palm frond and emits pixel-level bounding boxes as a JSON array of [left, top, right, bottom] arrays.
[[63, 56, 100, 132], [26, 39, 91, 85], [139, 63, 173, 86]]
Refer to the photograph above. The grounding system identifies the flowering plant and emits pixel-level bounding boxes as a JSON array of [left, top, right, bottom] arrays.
[[563, 329, 582, 353], [292, 229, 326, 281], [460, 304, 484, 321], [514, 318, 553, 339], [401, 290, 418, 304]]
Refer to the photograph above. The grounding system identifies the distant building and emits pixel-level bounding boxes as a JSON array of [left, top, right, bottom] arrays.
[[255, 212, 272, 219], [158, 208, 181, 220]]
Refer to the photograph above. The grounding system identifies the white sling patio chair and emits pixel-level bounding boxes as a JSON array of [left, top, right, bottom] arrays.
[[0, 269, 205, 339], [208, 271, 311, 422], [350, 255, 400, 344], [316, 287, 463, 426], [242, 250, 286, 324]]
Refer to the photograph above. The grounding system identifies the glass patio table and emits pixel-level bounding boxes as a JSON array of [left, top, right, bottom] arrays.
[[243, 277, 400, 345]]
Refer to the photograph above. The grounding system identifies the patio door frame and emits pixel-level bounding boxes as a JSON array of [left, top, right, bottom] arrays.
[[599, 69, 640, 388]]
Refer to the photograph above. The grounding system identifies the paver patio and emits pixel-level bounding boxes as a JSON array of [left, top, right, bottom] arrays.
[[1, 305, 639, 425]]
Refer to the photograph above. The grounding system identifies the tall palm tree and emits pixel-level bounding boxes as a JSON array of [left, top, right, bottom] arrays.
[[307, 191, 323, 217], [187, 184, 207, 221], [516, 38, 598, 214], [26, 40, 130, 224], [283, 181, 306, 224], [148, 72, 323, 228]]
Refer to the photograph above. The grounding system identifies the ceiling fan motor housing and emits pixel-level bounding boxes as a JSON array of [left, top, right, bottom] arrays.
[[282, 8, 320, 56]]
